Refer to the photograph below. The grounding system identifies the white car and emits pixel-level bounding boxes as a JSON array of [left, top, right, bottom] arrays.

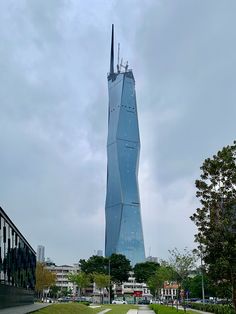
[[112, 300, 127, 304]]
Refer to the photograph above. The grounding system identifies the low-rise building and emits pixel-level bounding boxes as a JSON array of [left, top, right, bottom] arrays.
[[113, 273, 151, 303], [46, 263, 80, 295], [160, 281, 179, 300]]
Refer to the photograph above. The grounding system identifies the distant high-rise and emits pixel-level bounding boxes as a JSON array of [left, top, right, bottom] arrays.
[[105, 25, 145, 266], [96, 250, 103, 257], [37, 245, 45, 262], [146, 256, 158, 263]]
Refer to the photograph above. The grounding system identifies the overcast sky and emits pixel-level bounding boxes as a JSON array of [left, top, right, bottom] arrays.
[[1, 0, 236, 265]]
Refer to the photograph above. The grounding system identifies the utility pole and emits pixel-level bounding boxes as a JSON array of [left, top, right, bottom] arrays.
[[200, 246, 205, 304]]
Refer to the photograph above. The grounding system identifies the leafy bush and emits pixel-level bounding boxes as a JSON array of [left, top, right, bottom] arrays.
[[189, 302, 234, 314], [150, 304, 192, 314], [75, 301, 90, 306]]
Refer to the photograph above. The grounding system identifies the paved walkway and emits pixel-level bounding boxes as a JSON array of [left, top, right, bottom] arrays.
[[138, 305, 155, 313], [0, 303, 50, 314], [97, 309, 111, 314]]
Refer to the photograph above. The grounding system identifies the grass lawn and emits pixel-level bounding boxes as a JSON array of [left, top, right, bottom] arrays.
[[31, 303, 103, 314], [31, 303, 138, 314], [150, 304, 193, 314]]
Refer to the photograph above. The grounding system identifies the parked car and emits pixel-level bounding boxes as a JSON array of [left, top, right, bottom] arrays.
[[138, 299, 150, 304], [57, 297, 70, 302], [43, 297, 53, 303], [112, 300, 127, 304]]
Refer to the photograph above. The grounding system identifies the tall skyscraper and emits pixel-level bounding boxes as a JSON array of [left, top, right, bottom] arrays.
[[37, 245, 45, 263], [105, 25, 145, 266]]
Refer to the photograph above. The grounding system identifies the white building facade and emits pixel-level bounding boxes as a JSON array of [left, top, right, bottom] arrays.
[[160, 282, 179, 300], [46, 264, 80, 294]]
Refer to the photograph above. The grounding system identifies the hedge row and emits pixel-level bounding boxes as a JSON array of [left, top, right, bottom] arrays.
[[189, 302, 234, 314], [150, 304, 192, 314]]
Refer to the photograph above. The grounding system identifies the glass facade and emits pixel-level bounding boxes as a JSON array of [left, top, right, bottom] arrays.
[[0, 207, 36, 308], [105, 64, 145, 266]]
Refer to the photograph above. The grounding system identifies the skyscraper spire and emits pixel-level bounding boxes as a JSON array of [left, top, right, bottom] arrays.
[[110, 24, 114, 74]]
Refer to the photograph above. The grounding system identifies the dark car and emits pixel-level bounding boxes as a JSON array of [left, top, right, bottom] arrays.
[[138, 299, 150, 304]]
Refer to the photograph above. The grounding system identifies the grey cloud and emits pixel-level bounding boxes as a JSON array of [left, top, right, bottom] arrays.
[[0, 0, 235, 264]]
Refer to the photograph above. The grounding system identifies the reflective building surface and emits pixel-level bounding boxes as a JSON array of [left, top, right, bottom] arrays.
[[105, 25, 145, 266], [0, 207, 36, 309]]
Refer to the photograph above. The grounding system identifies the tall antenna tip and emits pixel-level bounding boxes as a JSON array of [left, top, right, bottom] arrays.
[[110, 24, 114, 74]]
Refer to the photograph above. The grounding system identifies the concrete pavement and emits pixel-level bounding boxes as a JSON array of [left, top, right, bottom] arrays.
[[138, 305, 155, 313]]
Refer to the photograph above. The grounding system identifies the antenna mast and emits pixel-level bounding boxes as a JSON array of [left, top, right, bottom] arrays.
[[117, 43, 120, 72], [110, 24, 114, 74]]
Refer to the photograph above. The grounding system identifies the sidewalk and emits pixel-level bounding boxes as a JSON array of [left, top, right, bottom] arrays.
[[0, 303, 50, 314], [138, 305, 155, 313]]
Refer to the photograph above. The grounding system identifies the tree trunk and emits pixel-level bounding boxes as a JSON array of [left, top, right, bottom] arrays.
[[231, 265, 236, 311], [232, 280, 236, 311]]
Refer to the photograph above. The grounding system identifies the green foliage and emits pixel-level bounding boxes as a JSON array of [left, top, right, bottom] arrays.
[[93, 272, 110, 289], [76, 301, 91, 306], [67, 272, 90, 296], [34, 304, 138, 314], [109, 253, 132, 284], [93, 272, 110, 304], [79, 255, 108, 274], [79, 253, 131, 285], [182, 274, 216, 299], [190, 141, 236, 308], [168, 248, 197, 284], [150, 304, 192, 314], [189, 302, 234, 314], [102, 304, 138, 314], [33, 303, 105, 313], [59, 287, 70, 297], [49, 285, 60, 298], [148, 265, 172, 297], [133, 261, 160, 283]]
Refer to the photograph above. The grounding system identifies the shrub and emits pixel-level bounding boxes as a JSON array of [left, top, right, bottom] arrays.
[[189, 302, 234, 314]]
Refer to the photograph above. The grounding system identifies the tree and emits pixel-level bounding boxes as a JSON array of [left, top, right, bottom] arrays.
[[67, 272, 90, 297], [109, 253, 132, 284], [133, 261, 160, 283], [79, 253, 131, 284], [35, 262, 56, 299], [79, 255, 108, 275], [49, 285, 60, 298], [190, 141, 236, 309], [182, 274, 216, 299], [168, 248, 197, 285], [148, 265, 172, 299], [93, 272, 110, 304]]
